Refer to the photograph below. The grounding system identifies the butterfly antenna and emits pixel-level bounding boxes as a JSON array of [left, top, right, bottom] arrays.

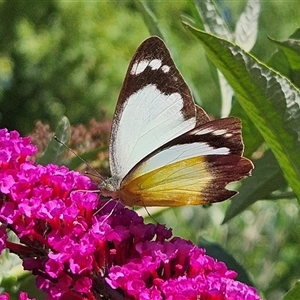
[[53, 135, 104, 181], [140, 200, 158, 224]]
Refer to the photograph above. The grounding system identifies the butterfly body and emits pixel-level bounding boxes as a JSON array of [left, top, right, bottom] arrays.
[[100, 36, 253, 207]]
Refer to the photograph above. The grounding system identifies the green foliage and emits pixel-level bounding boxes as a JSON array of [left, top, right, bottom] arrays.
[[283, 281, 300, 300], [37, 116, 70, 165], [183, 22, 300, 199], [0, 1, 149, 134], [1, 0, 300, 299], [224, 150, 287, 222]]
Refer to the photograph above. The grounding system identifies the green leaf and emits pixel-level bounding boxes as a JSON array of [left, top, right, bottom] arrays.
[[282, 280, 300, 300], [133, 0, 164, 38], [290, 28, 300, 39], [223, 150, 287, 223], [191, 0, 260, 115], [183, 24, 300, 201], [37, 116, 71, 166], [0, 251, 22, 281], [268, 36, 300, 70], [234, 0, 260, 52], [267, 47, 291, 80], [66, 146, 105, 171], [199, 238, 254, 287], [268, 36, 300, 88], [267, 28, 300, 86], [191, 0, 234, 117], [1, 271, 46, 300], [193, 0, 232, 40]]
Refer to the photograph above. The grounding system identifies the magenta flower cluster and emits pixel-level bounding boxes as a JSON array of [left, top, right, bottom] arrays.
[[0, 292, 34, 300], [0, 128, 261, 300]]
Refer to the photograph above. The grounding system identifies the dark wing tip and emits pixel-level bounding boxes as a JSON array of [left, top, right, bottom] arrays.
[[202, 155, 253, 203]]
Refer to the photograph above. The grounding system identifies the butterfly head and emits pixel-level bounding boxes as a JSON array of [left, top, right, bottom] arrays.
[[99, 176, 121, 200]]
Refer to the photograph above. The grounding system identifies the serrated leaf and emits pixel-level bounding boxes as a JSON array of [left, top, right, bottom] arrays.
[[268, 36, 300, 88], [267, 28, 300, 86], [134, 0, 164, 38], [193, 0, 232, 40], [267, 48, 291, 80], [184, 24, 300, 201], [192, 0, 234, 117], [268, 36, 300, 70], [235, 0, 260, 52], [199, 238, 254, 287], [223, 150, 287, 223], [37, 116, 71, 166], [282, 280, 300, 300]]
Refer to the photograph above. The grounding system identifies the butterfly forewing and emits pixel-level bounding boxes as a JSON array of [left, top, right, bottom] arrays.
[[109, 37, 202, 186]]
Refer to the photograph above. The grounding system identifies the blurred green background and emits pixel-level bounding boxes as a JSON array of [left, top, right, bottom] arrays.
[[1, 1, 300, 299], [2, 1, 300, 135]]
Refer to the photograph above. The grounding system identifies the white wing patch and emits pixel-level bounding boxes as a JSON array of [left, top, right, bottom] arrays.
[[130, 59, 170, 75], [110, 84, 196, 183], [196, 128, 229, 137], [213, 129, 227, 136], [161, 65, 170, 73], [196, 128, 213, 135], [129, 142, 230, 180]]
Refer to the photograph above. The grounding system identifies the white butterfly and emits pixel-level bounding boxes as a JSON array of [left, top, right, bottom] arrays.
[[100, 36, 253, 207]]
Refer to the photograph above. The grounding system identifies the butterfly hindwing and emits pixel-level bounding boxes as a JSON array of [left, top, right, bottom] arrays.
[[120, 155, 251, 206], [120, 117, 253, 206]]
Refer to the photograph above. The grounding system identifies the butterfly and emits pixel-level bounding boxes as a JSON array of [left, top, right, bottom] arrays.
[[100, 36, 253, 207]]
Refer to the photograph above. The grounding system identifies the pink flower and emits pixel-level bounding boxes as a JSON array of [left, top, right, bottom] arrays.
[[0, 292, 36, 300], [0, 128, 261, 300]]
